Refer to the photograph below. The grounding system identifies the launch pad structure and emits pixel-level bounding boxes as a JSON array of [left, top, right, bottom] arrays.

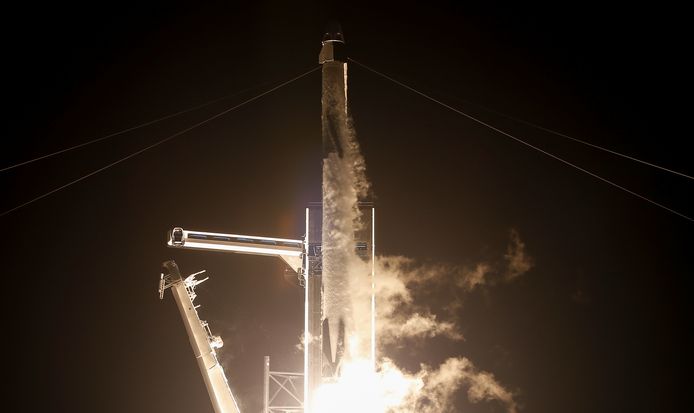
[[158, 261, 242, 413], [159, 26, 376, 413]]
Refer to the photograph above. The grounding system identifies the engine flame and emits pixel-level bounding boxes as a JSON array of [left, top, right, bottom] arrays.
[[312, 347, 519, 413], [313, 356, 423, 413]]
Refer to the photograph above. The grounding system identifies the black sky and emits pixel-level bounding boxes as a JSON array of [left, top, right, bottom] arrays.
[[2, 1, 692, 412]]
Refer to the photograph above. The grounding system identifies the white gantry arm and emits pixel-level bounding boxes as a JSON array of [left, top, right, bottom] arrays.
[[167, 227, 304, 273]]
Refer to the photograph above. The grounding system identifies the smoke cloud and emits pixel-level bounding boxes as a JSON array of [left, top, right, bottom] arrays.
[[416, 357, 518, 413], [314, 355, 517, 413], [504, 229, 533, 281], [345, 235, 531, 347]]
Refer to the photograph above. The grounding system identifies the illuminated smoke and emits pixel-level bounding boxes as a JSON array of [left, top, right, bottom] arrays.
[[312, 354, 518, 413], [418, 357, 518, 413], [316, 84, 527, 411], [505, 229, 533, 281], [348, 242, 531, 346]]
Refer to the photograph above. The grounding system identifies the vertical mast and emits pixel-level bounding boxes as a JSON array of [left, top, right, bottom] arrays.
[[304, 205, 323, 413]]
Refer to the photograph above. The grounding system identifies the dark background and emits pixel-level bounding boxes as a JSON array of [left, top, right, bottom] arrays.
[[2, 1, 691, 412]]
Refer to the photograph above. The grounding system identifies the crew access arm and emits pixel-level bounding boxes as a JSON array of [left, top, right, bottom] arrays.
[[167, 227, 303, 273]]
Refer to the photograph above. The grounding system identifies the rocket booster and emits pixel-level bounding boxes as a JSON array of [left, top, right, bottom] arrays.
[[319, 23, 350, 378]]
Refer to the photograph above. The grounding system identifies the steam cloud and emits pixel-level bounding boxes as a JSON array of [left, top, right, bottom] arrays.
[[346, 238, 532, 347], [505, 229, 533, 281]]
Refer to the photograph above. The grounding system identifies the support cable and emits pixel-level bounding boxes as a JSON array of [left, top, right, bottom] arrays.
[[0, 66, 320, 217], [1, 67, 315, 173], [349, 58, 692, 222], [433, 93, 694, 181]]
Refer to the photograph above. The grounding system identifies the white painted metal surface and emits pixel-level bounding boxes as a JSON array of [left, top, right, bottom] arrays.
[[160, 261, 241, 413], [167, 227, 303, 271]]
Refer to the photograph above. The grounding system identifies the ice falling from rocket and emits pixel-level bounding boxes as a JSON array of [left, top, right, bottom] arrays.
[[319, 23, 370, 379], [320, 23, 351, 377]]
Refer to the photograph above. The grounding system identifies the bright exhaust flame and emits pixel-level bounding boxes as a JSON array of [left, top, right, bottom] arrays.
[[313, 357, 422, 413], [312, 342, 520, 413]]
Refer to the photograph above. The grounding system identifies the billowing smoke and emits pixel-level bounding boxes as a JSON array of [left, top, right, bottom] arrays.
[[416, 356, 518, 413], [505, 229, 533, 281], [344, 236, 532, 348], [313, 354, 519, 413], [317, 68, 528, 411]]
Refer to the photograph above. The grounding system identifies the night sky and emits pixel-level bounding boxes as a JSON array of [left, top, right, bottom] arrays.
[[2, 2, 691, 412]]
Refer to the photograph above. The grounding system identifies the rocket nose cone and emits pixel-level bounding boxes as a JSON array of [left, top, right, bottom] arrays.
[[323, 20, 345, 43]]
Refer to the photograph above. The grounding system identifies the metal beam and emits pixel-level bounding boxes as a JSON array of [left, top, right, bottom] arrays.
[[160, 261, 241, 413], [167, 227, 303, 271]]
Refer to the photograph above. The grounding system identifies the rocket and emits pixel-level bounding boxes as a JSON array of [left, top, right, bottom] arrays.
[[309, 24, 374, 401], [319, 22, 350, 379]]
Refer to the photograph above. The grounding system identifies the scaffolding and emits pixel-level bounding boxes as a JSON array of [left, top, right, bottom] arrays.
[[263, 356, 304, 413]]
